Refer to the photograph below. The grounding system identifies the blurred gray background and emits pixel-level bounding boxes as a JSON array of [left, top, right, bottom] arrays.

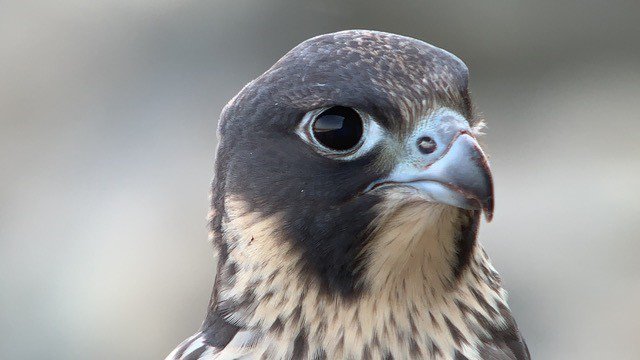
[[1, 1, 639, 359]]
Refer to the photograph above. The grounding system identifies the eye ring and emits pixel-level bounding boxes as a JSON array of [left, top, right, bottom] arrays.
[[297, 106, 384, 161], [305, 106, 366, 156]]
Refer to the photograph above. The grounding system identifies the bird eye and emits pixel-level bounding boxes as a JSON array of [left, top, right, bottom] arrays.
[[311, 106, 363, 151]]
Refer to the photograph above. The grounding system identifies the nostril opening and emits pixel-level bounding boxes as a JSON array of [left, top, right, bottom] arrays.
[[417, 136, 437, 154]]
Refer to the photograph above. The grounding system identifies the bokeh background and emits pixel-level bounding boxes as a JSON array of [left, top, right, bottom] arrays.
[[2, 1, 639, 359]]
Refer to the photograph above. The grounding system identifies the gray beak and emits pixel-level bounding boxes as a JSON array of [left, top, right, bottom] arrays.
[[366, 111, 494, 221]]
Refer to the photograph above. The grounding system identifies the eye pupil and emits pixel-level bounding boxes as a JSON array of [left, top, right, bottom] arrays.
[[312, 106, 363, 151]]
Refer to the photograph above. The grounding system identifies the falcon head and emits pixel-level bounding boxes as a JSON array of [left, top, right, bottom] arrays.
[[211, 30, 493, 298]]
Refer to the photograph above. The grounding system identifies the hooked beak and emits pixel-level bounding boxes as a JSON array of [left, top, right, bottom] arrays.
[[367, 132, 494, 221]]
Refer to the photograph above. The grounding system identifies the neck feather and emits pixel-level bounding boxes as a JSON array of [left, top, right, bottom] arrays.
[[210, 196, 508, 359]]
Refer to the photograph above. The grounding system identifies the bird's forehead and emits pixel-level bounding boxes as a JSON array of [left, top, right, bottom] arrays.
[[260, 30, 471, 125]]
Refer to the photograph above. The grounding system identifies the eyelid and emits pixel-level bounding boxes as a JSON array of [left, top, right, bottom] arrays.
[[296, 108, 385, 161]]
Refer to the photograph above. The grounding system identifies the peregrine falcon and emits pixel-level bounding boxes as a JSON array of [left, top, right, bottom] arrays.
[[166, 30, 530, 360]]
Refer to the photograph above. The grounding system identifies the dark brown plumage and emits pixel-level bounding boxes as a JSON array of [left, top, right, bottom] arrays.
[[166, 30, 530, 360]]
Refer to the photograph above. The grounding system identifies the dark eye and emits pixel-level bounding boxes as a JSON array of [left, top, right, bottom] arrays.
[[312, 106, 363, 151]]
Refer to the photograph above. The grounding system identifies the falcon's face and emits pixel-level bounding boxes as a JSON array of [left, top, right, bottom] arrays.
[[214, 31, 493, 297]]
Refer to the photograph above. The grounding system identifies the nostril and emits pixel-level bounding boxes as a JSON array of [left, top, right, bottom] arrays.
[[417, 136, 437, 154]]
